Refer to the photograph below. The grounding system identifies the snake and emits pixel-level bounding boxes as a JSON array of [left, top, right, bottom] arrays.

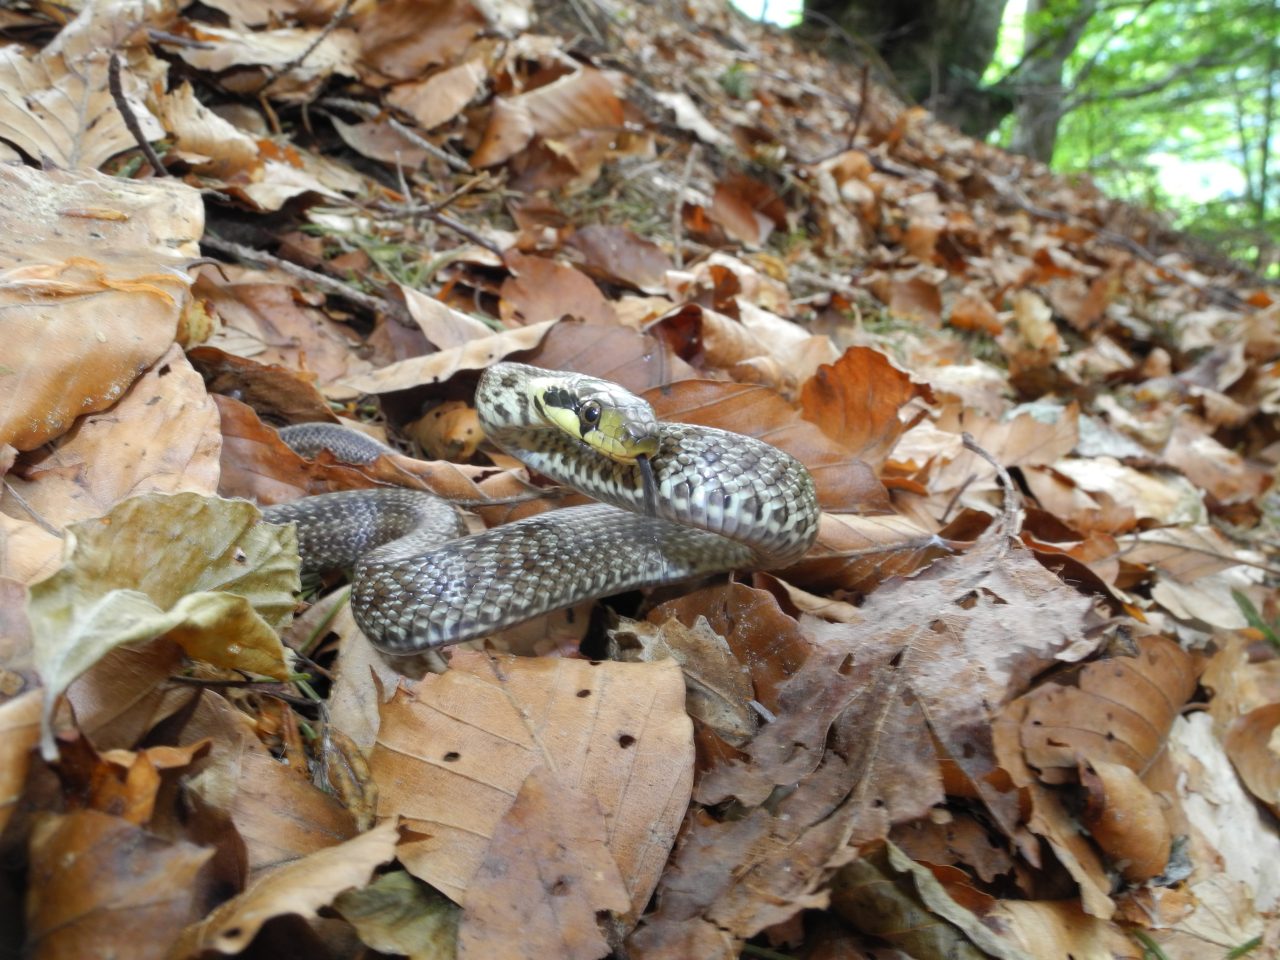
[[262, 362, 820, 654]]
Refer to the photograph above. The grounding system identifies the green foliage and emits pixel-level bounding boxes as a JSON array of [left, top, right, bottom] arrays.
[[991, 0, 1280, 275]]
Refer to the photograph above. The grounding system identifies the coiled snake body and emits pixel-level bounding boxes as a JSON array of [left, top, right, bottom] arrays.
[[264, 363, 820, 653]]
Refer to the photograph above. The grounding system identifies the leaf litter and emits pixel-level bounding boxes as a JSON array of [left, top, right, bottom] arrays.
[[0, 0, 1277, 958]]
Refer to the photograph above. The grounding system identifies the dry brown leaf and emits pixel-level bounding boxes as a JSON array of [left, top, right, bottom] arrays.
[[198, 270, 373, 391], [634, 522, 1101, 953], [646, 581, 813, 715], [499, 251, 616, 326], [183, 693, 359, 878], [386, 59, 489, 130], [567, 225, 674, 295], [354, 0, 486, 82], [709, 173, 786, 248], [1, 345, 221, 551], [52, 734, 210, 829], [0, 166, 202, 451], [0, 689, 40, 835], [458, 765, 631, 959], [987, 900, 1139, 958], [1162, 412, 1271, 505], [188, 346, 338, 425], [828, 843, 1027, 960], [609, 615, 758, 747], [1080, 758, 1172, 882], [1223, 704, 1280, 817], [784, 512, 954, 596], [1027, 781, 1116, 919], [799, 347, 932, 470], [156, 81, 260, 180], [473, 68, 623, 168], [1019, 635, 1198, 777], [26, 809, 214, 960], [370, 652, 692, 916], [171, 819, 399, 957]]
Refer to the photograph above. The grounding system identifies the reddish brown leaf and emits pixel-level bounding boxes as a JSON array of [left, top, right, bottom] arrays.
[[799, 346, 933, 470]]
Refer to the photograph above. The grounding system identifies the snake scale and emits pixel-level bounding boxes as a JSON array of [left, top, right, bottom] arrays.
[[263, 363, 820, 653]]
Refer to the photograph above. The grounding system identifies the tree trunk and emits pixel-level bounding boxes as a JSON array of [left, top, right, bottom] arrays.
[[800, 0, 1011, 136], [1009, 0, 1098, 162]]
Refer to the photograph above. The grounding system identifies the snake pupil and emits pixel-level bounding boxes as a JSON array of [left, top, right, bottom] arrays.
[[580, 400, 601, 428]]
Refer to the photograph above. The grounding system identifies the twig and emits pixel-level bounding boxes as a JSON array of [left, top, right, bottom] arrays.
[[108, 52, 167, 177], [320, 97, 472, 172], [201, 233, 405, 320], [2, 479, 63, 538], [147, 28, 215, 49], [670, 143, 699, 269], [961, 432, 1022, 538], [422, 209, 504, 256], [251, 0, 353, 96], [847, 63, 870, 148]]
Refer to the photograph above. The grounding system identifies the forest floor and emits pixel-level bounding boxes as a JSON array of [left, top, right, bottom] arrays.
[[1, 0, 1278, 958]]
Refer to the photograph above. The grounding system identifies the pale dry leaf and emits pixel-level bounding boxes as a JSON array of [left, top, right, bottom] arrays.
[[371, 652, 693, 916], [1169, 713, 1280, 911], [399, 285, 495, 348], [987, 900, 1138, 959], [155, 81, 260, 180], [340, 318, 559, 394], [0, 12, 164, 169], [170, 819, 400, 957], [174, 24, 360, 102], [1052, 457, 1205, 526], [458, 765, 631, 960], [0, 165, 203, 451], [26, 493, 299, 758]]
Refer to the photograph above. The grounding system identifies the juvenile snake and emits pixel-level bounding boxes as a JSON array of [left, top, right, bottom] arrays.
[[263, 363, 820, 653]]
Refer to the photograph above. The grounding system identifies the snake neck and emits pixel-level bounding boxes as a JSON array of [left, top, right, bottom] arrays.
[[477, 365, 819, 569]]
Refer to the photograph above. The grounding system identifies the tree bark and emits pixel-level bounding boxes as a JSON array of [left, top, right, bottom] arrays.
[[800, 0, 1011, 136], [1008, 0, 1098, 162]]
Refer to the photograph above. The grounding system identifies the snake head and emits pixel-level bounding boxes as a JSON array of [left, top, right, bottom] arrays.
[[533, 373, 660, 464]]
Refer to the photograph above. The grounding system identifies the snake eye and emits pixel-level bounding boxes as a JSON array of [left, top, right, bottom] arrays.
[[579, 400, 602, 428]]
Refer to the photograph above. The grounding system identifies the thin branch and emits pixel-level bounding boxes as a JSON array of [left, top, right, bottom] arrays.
[[320, 97, 472, 172], [1063, 41, 1270, 111], [670, 143, 699, 269], [201, 233, 406, 319], [108, 51, 167, 176], [251, 0, 353, 96]]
